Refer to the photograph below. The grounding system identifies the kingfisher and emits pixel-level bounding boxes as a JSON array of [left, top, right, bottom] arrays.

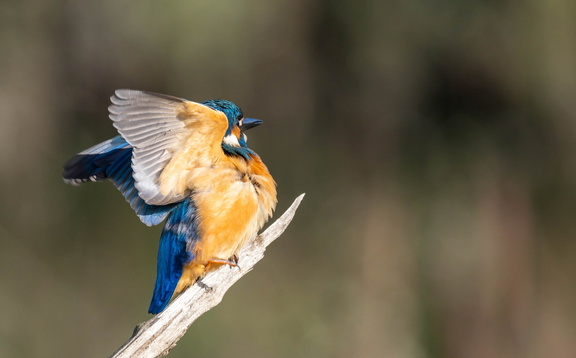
[[63, 89, 277, 314]]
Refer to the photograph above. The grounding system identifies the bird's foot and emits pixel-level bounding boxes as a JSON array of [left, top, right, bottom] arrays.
[[207, 256, 240, 269]]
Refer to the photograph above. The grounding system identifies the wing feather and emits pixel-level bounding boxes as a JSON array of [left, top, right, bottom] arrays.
[[62, 135, 176, 226], [109, 89, 228, 206]]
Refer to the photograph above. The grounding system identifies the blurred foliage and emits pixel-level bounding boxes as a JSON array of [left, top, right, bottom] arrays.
[[1, 0, 576, 357]]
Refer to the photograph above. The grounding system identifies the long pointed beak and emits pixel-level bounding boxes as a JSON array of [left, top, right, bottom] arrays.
[[240, 117, 263, 131]]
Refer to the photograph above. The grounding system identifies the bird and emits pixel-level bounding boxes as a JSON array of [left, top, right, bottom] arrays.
[[62, 89, 277, 314]]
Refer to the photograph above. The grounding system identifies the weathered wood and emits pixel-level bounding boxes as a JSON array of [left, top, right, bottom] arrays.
[[111, 194, 305, 358]]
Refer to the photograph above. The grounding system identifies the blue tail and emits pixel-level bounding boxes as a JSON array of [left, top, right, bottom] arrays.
[[62, 135, 175, 226], [148, 198, 200, 314]]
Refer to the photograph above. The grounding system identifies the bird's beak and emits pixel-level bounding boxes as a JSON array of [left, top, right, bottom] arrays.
[[240, 117, 263, 131]]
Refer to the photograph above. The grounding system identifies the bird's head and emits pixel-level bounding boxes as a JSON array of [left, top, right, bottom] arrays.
[[202, 99, 263, 159]]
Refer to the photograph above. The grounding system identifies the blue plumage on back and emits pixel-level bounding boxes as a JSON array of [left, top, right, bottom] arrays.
[[148, 198, 199, 314], [62, 135, 175, 226]]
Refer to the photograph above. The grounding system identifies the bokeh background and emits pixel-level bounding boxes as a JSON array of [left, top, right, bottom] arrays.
[[2, 1, 576, 357]]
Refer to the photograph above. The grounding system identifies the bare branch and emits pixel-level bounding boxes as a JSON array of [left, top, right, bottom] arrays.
[[111, 194, 306, 358]]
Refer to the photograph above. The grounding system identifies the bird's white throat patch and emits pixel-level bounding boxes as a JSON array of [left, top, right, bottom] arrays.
[[223, 133, 240, 147]]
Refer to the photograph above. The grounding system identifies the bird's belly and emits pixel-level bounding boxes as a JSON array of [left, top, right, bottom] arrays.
[[174, 176, 261, 293], [194, 179, 260, 261]]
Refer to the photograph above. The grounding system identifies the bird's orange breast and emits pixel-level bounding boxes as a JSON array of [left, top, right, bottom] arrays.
[[173, 152, 277, 294]]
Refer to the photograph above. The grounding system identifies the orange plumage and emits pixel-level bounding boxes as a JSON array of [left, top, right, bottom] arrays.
[[174, 152, 277, 294]]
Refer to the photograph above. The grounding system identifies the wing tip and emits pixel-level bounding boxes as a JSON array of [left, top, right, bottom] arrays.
[[110, 89, 134, 104], [108, 89, 186, 119], [111, 89, 184, 103], [62, 176, 101, 186]]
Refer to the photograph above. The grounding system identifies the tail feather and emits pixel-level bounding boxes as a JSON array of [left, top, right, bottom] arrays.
[[62, 135, 175, 226], [148, 198, 200, 314]]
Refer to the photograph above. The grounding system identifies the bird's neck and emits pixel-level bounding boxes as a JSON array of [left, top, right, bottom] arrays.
[[222, 143, 254, 160]]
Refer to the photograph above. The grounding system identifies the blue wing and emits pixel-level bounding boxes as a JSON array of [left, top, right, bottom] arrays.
[[62, 135, 175, 226], [148, 197, 200, 314]]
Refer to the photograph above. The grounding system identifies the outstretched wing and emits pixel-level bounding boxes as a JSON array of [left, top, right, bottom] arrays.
[[62, 135, 175, 226], [109, 89, 229, 206]]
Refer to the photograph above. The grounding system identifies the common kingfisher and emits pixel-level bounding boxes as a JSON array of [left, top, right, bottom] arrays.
[[63, 90, 277, 314]]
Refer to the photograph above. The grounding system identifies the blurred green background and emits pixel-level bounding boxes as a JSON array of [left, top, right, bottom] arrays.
[[2, 0, 576, 357]]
